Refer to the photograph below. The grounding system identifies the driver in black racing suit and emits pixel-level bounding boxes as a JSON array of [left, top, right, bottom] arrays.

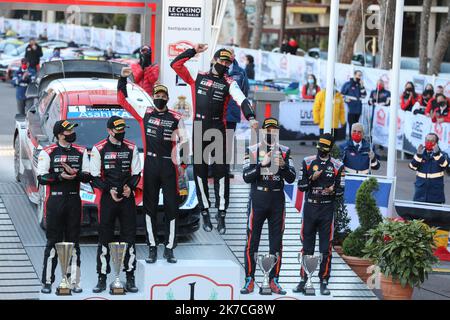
[[171, 44, 258, 235]]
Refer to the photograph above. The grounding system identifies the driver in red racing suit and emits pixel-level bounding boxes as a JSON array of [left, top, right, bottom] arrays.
[[118, 67, 189, 264], [171, 44, 258, 235]]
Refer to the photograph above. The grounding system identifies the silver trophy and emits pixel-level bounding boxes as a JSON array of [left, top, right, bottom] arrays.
[[299, 252, 322, 296], [55, 242, 74, 296], [256, 253, 279, 295], [109, 242, 127, 295]]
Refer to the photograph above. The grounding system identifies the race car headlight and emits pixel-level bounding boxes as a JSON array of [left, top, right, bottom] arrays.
[[80, 182, 94, 193]]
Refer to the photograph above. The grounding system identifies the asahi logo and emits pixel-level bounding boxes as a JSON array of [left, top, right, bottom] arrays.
[[169, 6, 202, 18]]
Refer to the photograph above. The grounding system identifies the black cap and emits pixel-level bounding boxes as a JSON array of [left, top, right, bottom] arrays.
[[214, 48, 233, 63], [53, 120, 78, 136], [153, 84, 169, 97], [107, 116, 128, 133], [317, 133, 334, 152], [262, 117, 280, 129]]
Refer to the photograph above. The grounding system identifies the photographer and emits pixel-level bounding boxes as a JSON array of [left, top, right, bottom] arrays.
[[90, 116, 142, 293]]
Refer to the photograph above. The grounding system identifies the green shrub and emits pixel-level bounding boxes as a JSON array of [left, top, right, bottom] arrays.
[[342, 227, 367, 257], [342, 177, 383, 257]]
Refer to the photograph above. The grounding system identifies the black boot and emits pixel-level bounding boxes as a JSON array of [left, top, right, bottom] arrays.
[[293, 279, 306, 294], [145, 246, 157, 264], [163, 247, 177, 264], [320, 279, 331, 296], [41, 283, 52, 294], [202, 210, 213, 232], [216, 210, 226, 235], [92, 274, 107, 293], [125, 272, 138, 293]]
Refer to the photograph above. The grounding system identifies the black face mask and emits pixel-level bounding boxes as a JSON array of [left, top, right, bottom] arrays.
[[440, 102, 447, 108], [214, 63, 229, 77], [113, 132, 125, 142], [140, 52, 151, 69], [154, 98, 168, 110], [265, 133, 278, 146], [318, 149, 329, 158], [64, 132, 76, 143], [423, 90, 434, 98], [405, 88, 413, 93]]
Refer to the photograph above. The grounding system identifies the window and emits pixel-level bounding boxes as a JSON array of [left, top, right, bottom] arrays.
[[43, 96, 61, 139], [38, 89, 55, 116]]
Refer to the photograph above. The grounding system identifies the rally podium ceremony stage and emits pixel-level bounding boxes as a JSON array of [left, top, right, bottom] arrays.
[[0, 181, 377, 300]]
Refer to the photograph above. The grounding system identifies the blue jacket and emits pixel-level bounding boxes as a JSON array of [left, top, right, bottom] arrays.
[[226, 60, 249, 123], [339, 139, 380, 173], [12, 68, 36, 101], [341, 78, 367, 114], [409, 150, 449, 204], [369, 88, 391, 106]]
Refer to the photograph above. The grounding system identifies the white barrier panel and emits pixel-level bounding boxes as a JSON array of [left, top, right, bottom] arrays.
[[0, 17, 141, 53], [372, 105, 405, 150], [143, 260, 240, 300], [279, 100, 319, 139]]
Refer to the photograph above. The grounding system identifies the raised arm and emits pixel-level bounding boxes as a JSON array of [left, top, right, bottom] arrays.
[[170, 48, 197, 86], [117, 67, 149, 121]]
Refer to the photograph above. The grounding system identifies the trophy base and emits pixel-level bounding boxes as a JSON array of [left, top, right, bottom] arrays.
[[304, 287, 316, 296], [110, 287, 126, 295], [56, 287, 72, 296], [259, 287, 273, 296]]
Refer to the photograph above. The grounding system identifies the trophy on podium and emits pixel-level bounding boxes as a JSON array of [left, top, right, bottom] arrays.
[[55, 242, 74, 296], [299, 252, 322, 296], [256, 253, 279, 295], [109, 242, 127, 295]]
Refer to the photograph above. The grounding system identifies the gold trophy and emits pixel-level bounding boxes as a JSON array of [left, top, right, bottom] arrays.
[[55, 242, 74, 296], [109, 242, 127, 295]]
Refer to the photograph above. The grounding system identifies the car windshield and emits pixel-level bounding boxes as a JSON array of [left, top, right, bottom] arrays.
[[67, 107, 143, 150]]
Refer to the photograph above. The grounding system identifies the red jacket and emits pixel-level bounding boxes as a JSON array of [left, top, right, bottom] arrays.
[[401, 93, 422, 111], [431, 105, 450, 123], [301, 85, 320, 100], [131, 63, 160, 96]]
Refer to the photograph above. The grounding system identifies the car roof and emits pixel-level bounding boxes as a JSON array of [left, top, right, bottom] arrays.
[[49, 78, 118, 94]]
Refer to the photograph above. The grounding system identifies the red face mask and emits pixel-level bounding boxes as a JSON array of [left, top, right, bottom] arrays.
[[21, 64, 27, 70], [352, 132, 363, 143], [377, 85, 384, 91], [425, 141, 435, 152]]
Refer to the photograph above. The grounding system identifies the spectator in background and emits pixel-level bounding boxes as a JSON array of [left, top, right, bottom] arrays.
[[245, 55, 255, 80], [302, 74, 321, 100], [313, 86, 346, 138], [341, 70, 367, 138], [24, 38, 43, 72], [413, 83, 434, 115], [103, 45, 119, 61], [409, 133, 448, 204], [68, 40, 79, 48], [368, 79, 391, 107], [287, 38, 299, 55], [12, 58, 35, 116], [435, 85, 444, 96], [431, 94, 450, 123], [425, 86, 449, 117], [339, 123, 380, 175], [222, 48, 249, 178], [131, 45, 160, 96], [47, 48, 62, 62], [400, 82, 422, 112], [280, 38, 290, 54]]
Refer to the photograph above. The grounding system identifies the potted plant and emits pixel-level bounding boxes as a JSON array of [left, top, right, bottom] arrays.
[[341, 177, 383, 283], [363, 218, 438, 300]]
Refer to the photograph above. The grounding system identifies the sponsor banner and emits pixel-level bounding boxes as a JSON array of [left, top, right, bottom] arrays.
[[402, 111, 433, 154], [372, 105, 405, 150], [160, 0, 211, 126], [278, 100, 319, 139], [67, 106, 134, 119], [144, 260, 240, 300]]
